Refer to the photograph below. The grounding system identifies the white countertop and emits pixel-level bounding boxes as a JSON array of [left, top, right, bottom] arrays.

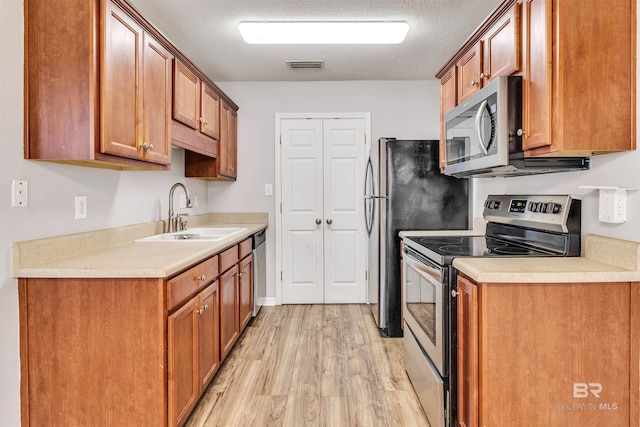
[[13, 213, 267, 279]]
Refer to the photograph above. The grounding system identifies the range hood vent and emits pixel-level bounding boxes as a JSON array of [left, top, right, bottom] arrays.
[[287, 60, 324, 69]]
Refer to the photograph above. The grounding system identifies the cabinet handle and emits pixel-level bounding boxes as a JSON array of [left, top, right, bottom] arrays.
[[238, 271, 243, 277], [198, 274, 206, 281], [198, 117, 204, 123], [141, 142, 154, 151], [471, 80, 478, 86], [197, 307, 204, 315], [480, 72, 489, 79], [204, 120, 209, 126], [204, 304, 208, 311], [315, 218, 322, 225], [326, 218, 333, 225], [516, 129, 526, 137], [451, 289, 459, 297]]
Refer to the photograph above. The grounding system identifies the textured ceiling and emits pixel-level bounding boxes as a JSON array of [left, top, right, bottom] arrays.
[[127, 0, 502, 82]]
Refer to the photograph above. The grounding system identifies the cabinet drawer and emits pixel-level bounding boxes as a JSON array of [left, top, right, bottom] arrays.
[[219, 245, 239, 273], [239, 237, 252, 259], [168, 255, 218, 310]]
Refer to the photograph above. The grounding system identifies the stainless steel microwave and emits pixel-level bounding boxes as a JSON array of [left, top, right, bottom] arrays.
[[443, 76, 589, 178]]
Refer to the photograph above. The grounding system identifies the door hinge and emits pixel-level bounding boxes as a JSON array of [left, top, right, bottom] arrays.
[[280, 135, 282, 145], [281, 271, 283, 280], [280, 203, 282, 213]]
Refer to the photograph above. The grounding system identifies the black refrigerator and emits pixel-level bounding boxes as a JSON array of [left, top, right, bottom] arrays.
[[365, 138, 469, 337]]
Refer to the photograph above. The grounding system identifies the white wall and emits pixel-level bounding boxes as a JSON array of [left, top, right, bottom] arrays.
[[2, 0, 640, 424], [213, 80, 441, 303]]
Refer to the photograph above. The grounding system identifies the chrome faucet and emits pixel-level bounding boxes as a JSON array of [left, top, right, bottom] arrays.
[[167, 182, 193, 233]]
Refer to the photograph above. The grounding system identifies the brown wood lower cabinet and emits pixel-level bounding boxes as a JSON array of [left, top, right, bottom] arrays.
[[168, 281, 220, 427], [219, 264, 240, 360], [18, 236, 259, 427], [239, 254, 253, 330], [456, 274, 639, 427]]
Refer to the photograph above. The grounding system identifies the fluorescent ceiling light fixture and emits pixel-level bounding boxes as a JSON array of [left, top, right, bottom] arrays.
[[238, 21, 409, 44]]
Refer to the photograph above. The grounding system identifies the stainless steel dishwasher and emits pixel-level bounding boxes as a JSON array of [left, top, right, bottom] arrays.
[[252, 229, 266, 316]]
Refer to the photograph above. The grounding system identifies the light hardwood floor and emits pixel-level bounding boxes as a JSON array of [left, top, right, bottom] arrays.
[[185, 304, 430, 427]]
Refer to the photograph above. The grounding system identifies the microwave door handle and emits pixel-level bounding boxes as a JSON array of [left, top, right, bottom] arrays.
[[474, 99, 489, 155]]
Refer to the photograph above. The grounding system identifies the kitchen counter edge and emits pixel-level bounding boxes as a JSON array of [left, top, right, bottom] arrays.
[[12, 213, 268, 279], [450, 234, 640, 283]]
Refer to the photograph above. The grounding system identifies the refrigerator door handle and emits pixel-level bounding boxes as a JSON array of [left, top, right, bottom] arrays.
[[364, 157, 376, 235]]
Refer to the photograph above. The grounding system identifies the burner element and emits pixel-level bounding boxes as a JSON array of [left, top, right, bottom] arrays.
[[416, 237, 464, 246]]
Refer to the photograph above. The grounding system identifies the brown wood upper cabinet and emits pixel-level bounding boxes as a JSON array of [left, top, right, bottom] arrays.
[[521, 0, 635, 155], [438, 0, 635, 160], [439, 67, 457, 171], [481, 3, 521, 84], [25, 0, 172, 170], [172, 59, 220, 157], [456, 43, 482, 103], [456, 273, 639, 426], [218, 99, 238, 179]]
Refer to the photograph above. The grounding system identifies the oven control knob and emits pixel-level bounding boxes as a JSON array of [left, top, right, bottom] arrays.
[[548, 203, 562, 213]]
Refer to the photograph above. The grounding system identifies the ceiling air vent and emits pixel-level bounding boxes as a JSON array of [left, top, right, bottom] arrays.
[[287, 60, 324, 70]]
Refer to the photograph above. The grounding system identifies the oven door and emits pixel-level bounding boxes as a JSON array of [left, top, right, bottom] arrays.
[[402, 245, 446, 376]]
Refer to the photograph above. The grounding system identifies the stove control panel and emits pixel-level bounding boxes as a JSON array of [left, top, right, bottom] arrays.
[[483, 194, 580, 232]]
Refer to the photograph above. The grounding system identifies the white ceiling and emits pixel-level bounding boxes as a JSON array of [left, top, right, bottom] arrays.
[[127, 0, 502, 82]]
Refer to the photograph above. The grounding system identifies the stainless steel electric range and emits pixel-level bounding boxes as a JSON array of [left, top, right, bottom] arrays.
[[401, 194, 581, 427]]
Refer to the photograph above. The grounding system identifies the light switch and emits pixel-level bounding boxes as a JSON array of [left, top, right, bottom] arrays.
[[265, 184, 273, 196]]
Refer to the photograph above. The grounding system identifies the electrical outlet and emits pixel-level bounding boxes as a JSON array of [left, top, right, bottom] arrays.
[[75, 195, 88, 219], [179, 194, 187, 208], [11, 179, 28, 207], [194, 195, 199, 207]]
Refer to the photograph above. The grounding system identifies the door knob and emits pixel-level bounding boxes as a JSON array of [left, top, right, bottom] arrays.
[[326, 218, 333, 224], [315, 218, 322, 225]]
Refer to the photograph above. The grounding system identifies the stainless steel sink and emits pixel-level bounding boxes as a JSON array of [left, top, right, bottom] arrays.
[[135, 227, 247, 242]]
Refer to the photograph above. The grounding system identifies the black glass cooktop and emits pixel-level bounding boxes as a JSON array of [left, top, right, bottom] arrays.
[[404, 235, 556, 265]]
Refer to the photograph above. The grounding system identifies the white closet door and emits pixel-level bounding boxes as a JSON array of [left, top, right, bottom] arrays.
[[281, 118, 325, 303], [322, 118, 366, 303], [280, 117, 366, 304]]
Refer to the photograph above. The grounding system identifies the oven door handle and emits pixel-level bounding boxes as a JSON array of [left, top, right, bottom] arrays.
[[402, 249, 442, 282]]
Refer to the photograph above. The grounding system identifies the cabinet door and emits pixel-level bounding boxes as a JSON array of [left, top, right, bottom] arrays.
[[219, 265, 239, 359], [218, 100, 238, 179], [200, 84, 220, 140], [457, 275, 479, 427], [168, 297, 199, 427], [142, 32, 172, 165], [239, 255, 253, 329], [439, 67, 456, 170], [102, 0, 143, 160], [456, 43, 482, 103], [482, 4, 521, 83], [173, 60, 200, 130], [198, 282, 220, 390], [522, 0, 551, 150]]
